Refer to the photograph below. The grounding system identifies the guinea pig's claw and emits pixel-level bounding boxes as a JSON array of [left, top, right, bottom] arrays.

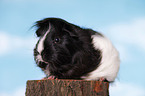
[[48, 76, 55, 79], [47, 76, 58, 80]]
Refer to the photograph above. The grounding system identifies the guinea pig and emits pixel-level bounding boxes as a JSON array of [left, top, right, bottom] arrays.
[[34, 18, 120, 82]]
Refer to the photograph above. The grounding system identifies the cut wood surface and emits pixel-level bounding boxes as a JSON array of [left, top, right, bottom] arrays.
[[26, 79, 109, 96]]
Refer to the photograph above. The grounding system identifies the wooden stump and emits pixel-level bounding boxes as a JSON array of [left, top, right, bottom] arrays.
[[26, 79, 109, 96]]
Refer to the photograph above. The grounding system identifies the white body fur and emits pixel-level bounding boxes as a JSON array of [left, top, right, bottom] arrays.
[[81, 34, 120, 81]]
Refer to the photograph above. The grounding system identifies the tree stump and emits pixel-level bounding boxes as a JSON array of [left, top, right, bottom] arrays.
[[25, 79, 109, 96]]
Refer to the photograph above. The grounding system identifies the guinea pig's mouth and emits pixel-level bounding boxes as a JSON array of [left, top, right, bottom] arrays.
[[36, 58, 48, 64], [37, 61, 48, 69]]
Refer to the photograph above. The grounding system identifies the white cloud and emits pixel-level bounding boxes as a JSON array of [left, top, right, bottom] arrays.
[[104, 17, 145, 62], [0, 32, 37, 56], [0, 32, 10, 55], [107, 17, 145, 51], [0, 87, 25, 96], [110, 81, 145, 96]]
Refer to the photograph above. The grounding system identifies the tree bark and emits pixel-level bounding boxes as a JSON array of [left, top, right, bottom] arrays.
[[26, 79, 109, 96]]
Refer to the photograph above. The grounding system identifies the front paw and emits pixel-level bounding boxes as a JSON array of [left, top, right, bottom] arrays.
[[42, 76, 57, 80], [47, 76, 56, 79]]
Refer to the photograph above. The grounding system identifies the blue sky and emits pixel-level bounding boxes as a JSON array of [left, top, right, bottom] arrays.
[[0, 0, 145, 96]]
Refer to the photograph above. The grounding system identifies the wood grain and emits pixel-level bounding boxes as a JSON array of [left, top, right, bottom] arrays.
[[26, 79, 109, 96]]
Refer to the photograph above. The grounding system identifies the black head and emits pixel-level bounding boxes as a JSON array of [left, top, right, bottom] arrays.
[[34, 18, 83, 69]]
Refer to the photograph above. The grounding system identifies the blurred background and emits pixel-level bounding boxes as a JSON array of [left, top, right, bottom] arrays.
[[0, 0, 145, 96]]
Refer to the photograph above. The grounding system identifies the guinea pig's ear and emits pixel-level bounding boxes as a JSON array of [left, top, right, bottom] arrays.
[[63, 28, 77, 37], [63, 24, 78, 38], [35, 19, 50, 37]]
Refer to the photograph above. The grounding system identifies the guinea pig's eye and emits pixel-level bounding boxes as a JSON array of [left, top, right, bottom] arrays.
[[54, 38, 60, 43]]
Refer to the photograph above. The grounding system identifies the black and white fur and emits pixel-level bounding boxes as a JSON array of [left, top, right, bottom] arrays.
[[34, 18, 120, 82]]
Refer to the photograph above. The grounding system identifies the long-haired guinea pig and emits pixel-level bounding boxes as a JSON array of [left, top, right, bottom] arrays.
[[34, 18, 120, 82]]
